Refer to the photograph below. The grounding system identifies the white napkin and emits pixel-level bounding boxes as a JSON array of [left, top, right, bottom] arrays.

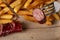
[[54, 1, 60, 12]]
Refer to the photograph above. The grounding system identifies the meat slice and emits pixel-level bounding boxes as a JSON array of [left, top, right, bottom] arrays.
[[33, 9, 46, 24]]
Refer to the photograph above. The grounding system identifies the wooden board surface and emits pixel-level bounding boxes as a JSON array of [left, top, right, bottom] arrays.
[[0, 27, 60, 40]]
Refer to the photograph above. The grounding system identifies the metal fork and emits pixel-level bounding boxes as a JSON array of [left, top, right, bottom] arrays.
[[41, 2, 56, 16]]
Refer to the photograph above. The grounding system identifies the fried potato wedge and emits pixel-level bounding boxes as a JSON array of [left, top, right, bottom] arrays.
[[0, 14, 13, 19], [0, 19, 12, 24]]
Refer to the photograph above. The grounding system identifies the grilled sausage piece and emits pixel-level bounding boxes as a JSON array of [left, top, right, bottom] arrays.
[[33, 9, 46, 24]]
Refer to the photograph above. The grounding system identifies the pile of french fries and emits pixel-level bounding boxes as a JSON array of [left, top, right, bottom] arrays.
[[0, 0, 60, 25]]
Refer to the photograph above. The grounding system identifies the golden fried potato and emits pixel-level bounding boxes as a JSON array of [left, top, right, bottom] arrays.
[[14, 4, 22, 13], [0, 0, 2, 4], [14, 0, 27, 12], [0, 7, 9, 15], [6, 0, 14, 4], [27, 1, 43, 9], [45, 16, 52, 25], [49, 15, 55, 21], [11, 0, 22, 8], [46, 15, 54, 22], [0, 14, 13, 19], [7, 10, 13, 14], [0, 19, 12, 24], [45, 0, 55, 5], [0, 3, 6, 7], [23, 0, 32, 8], [52, 13, 60, 20], [0, 0, 22, 15], [40, 4, 44, 8], [45, 21, 52, 26], [23, 15, 37, 22], [0, 7, 2, 11], [18, 10, 33, 16]]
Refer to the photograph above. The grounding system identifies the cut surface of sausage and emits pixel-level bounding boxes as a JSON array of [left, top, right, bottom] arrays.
[[33, 9, 44, 21]]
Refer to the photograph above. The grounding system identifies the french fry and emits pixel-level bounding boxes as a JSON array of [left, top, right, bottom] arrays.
[[0, 3, 6, 7], [40, 3, 44, 8], [52, 13, 60, 20], [14, 4, 22, 13], [49, 15, 54, 21], [23, 15, 37, 22], [14, 0, 27, 12], [0, 7, 9, 15], [45, 21, 52, 25], [6, 0, 13, 4], [0, 0, 22, 15], [11, 0, 22, 8], [8, 9, 32, 16], [0, 19, 12, 24], [45, 16, 52, 25], [0, 7, 2, 11], [27, 1, 43, 9], [18, 10, 32, 16], [45, 0, 55, 5], [0, 14, 13, 19], [7, 10, 13, 14], [0, 0, 2, 4], [23, 0, 32, 8]]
